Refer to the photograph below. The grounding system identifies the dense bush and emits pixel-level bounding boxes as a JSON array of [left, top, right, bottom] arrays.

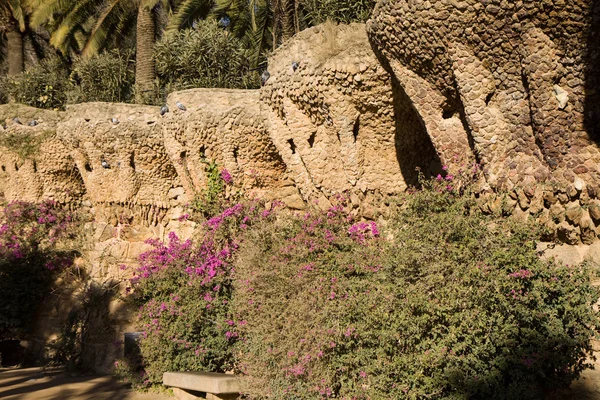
[[123, 181, 275, 387], [0, 201, 78, 339], [232, 172, 600, 399], [301, 0, 377, 24], [155, 20, 260, 91], [68, 50, 136, 104], [0, 57, 69, 109]]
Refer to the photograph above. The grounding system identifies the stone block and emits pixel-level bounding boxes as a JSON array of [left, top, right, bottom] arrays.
[[163, 371, 241, 394], [172, 387, 202, 400], [589, 200, 600, 223]]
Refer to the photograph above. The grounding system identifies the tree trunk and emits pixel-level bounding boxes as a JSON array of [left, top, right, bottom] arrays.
[[135, 4, 156, 104], [6, 26, 24, 76]]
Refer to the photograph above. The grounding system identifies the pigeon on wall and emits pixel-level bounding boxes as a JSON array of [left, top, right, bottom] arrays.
[[261, 70, 271, 86]]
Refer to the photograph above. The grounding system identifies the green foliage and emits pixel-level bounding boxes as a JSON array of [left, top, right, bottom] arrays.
[[155, 20, 260, 91], [301, 0, 376, 24], [121, 200, 268, 387], [68, 49, 136, 104], [0, 200, 79, 340], [232, 174, 600, 399], [192, 160, 227, 219], [0, 130, 52, 160], [0, 57, 69, 109]]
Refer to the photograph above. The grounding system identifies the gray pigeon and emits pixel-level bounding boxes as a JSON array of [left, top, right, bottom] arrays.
[[261, 70, 270, 86], [292, 61, 299, 72], [13, 117, 22, 125], [160, 105, 169, 116], [176, 101, 187, 111], [111, 117, 120, 125], [28, 120, 38, 127], [101, 159, 110, 169]]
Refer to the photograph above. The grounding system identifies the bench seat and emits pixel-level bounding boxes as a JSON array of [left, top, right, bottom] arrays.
[[163, 371, 241, 399]]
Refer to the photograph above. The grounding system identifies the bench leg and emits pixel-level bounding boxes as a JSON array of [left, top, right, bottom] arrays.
[[206, 394, 239, 400]]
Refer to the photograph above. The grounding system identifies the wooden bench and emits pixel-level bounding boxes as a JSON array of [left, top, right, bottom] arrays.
[[163, 371, 241, 400]]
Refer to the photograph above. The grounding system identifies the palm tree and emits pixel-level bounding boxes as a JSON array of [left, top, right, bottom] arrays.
[[0, 0, 26, 75], [30, 0, 176, 102]]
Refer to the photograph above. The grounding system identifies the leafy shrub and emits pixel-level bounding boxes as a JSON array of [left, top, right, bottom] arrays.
[[123, 198, 276, 386], [68, 50, 136, 104], [0, 200, 78, 339], [192, 162, 237, 219], [155, 20, 260, 91], [0, 57, 69, 110], [301, 0, 376, 24], [232, 172, 600, 399]]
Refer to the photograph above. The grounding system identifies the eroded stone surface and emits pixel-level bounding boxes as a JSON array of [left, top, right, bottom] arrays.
[[59, 103, 179, 208], [162, 89, 290, 202], [368, 0, 600, 191], [261, 23, 440, 201], [0, 105, 84, 203]]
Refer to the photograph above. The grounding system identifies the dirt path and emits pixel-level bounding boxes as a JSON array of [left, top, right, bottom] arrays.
[[0, 367, 174, 400], [3, 365, 600, 399]]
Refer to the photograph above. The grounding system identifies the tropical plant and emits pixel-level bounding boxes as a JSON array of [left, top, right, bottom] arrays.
[[29, 0, 177, 103], [208, 0, 272, 68], [68, 49, 136, 103], [0, 56, 69, 109], [170, 0, 302, 68], [301, 0, 376, 25], [155, 20, 259, 91]]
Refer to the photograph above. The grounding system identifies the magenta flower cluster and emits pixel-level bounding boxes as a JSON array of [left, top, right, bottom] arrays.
[[221, 169, 233, 184], [0, 200, 76, 266]]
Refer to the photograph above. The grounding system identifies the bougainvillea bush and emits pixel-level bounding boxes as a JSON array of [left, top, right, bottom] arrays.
[[125, 199, 277, 387], [232, 179, 600, 399], [0, 200, 78, 339]]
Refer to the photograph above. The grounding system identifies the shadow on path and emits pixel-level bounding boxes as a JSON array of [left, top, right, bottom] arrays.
[[0, 367, 173, 400]]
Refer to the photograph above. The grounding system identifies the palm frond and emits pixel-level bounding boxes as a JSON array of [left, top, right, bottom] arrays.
[[30, 0, 73, 28], [167, 0, 213, 34], [8, 0, 26, 31], [81, 0, 135, 57], [49, 0, 102, 54]]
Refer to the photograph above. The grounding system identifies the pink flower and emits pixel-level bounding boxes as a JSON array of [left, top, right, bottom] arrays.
[[221, 169, 233, 184]]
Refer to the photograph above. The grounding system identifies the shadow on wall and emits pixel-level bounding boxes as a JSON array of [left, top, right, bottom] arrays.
[[391, 76, 443, 186], [584, 1, 600, 142], [36, 279, 124, 373]]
